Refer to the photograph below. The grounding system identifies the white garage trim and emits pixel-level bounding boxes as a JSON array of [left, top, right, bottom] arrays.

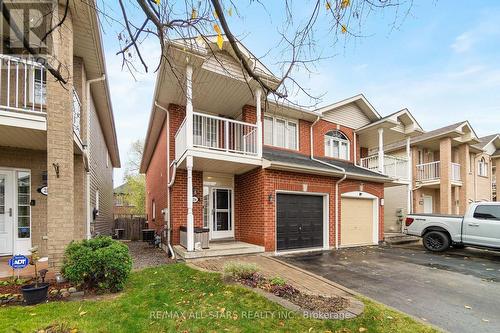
[[340, 191, 379, 246], [274, 190, 330, 254]]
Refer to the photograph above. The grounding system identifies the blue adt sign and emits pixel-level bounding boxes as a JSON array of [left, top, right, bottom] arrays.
[[8, 255, 29, 270]]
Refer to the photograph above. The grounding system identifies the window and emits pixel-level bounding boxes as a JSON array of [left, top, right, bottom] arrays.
[[151, 200, 156, 221], [29, 68, 46, 105], [263, 115, 298, 150], [469, 153, 474, 173], [473, 205, 500, 221], [17, 172, 30, 239], [106, 151, 109, 168], [324, 130, 349, 160], [478, 157, 488, 177]]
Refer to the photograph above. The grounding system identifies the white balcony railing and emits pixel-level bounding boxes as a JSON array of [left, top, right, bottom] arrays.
[[451, 162, 461, 182], [72, 88, 81, 138], [175, 112, 258, 160], [416, 161, 440, 181], [360, 154, 409, 180], [0, 54, 46, 113]]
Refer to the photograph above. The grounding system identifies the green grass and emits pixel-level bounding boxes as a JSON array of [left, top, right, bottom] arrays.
[[0, 264, 440, 333]]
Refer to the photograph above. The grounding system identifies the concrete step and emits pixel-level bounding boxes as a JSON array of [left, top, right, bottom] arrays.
[[384, 233, 421, 245], [174, 242, 265, 260]]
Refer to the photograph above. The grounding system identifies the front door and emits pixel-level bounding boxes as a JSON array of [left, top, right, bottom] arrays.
[[0, 170, 14, 255], [423, 196, 433, 214], [210, 188, 233, 239]]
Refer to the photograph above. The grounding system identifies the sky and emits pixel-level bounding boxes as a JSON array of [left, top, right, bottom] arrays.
[[99, 1, 500, 186]]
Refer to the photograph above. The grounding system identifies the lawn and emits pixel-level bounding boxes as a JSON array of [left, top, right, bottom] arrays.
[[0, 264, 439, 333]]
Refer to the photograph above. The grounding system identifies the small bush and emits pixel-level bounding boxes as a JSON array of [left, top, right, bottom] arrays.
[[61, 236, 132, 292], [269, 276, 286, 286], [270, 283, 299, 298], [223, 262, 259, 280]]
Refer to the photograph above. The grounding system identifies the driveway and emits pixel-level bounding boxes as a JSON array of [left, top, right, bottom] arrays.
[[280, 244, 500, 333]]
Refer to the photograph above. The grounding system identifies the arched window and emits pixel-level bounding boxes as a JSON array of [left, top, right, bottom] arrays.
[[324, 130, 349, 160], [478, 157, 488, 177]]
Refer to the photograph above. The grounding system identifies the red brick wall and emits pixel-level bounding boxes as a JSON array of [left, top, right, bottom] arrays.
[[145, 119, 168, 231], [313, 119, 356, 163]]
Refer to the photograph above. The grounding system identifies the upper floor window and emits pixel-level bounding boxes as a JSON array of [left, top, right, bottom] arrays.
[[478, 157, 488, 177], [29, 68, 46, 105], [324, 130, 349, 160], [264, 115, 298, 150]]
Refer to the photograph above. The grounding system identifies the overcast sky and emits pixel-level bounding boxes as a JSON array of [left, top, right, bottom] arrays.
[[99, 1, 500, 186]]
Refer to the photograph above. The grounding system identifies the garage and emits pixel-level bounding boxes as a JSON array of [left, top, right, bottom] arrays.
[[276, 193, 325, 251], [341, 195, 377, 247]]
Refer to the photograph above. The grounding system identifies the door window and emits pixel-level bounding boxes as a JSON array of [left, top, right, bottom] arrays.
[[213, 189, 231, 232], [473, 205, 500, 221], [17, 172, 30, 238], [0, 175, 5, 233]]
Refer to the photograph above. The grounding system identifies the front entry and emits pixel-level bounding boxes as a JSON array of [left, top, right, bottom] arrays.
[[210, 188, 233, 239], [0, 169, 31, 256], [423, 196, 433, 214]]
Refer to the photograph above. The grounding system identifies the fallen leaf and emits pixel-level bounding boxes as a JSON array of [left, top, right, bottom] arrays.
[[359, 328, 367, 332], [464, 305, 471, 309], [482, 318, 489, 322], [79, 311, 87, 316]]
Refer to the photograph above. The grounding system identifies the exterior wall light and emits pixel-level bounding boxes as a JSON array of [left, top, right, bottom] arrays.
[[268, 193, 274, 203]]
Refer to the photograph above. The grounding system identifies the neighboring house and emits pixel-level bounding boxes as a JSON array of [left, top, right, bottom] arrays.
[[383, 123, 499, 232], [113, 183, 136, 218], [0, 2, 120, 269], [472, 134, 500, 202], [140, 37, 421, 258]]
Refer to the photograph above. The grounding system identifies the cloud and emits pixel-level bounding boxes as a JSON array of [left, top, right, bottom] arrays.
[[451, 32, 474, 53]]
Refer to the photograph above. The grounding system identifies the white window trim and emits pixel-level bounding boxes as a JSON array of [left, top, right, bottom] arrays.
[[263, 114, 299, 150], [478, 157, 488, 177], [152, 200, 156, 221], [324, 130, 350, 161]]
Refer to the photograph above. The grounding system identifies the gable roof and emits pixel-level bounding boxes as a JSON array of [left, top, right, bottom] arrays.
[[356, 108, 424, 133], [472, 134, 500, 150], [316, 94, 381, 122]]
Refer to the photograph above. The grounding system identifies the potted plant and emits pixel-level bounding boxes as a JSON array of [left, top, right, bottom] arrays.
[[21, 247, 49, 305]]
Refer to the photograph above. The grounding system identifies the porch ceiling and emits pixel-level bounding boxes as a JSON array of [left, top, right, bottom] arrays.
[[357, 126, 413, 149], [0, 124, 46, 150], [177, 153, 260, 175]]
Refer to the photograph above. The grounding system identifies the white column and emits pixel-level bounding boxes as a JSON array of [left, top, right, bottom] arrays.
[[255, 88, 262, 158], [378, 128, 384, 173], [186, 64, 193, 149], [406, 136, 412, 216], [186, 155, 194, 251]]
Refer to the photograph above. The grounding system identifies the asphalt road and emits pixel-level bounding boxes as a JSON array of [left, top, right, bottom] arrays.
[[280, 244, 500, 333]]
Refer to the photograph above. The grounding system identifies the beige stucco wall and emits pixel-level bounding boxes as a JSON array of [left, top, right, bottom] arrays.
[[384, 185, 408, 232], [0, 147, 48, 256]]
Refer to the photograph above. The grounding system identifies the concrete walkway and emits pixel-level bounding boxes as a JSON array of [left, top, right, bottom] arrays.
[[190, 254, 364, 316]]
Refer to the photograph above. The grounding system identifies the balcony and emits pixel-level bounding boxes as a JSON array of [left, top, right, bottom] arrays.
[[174, 112, 261, 173], [416, 161, 461, 185], [360, 154, 409, 180], [72, 88, 82, 139]]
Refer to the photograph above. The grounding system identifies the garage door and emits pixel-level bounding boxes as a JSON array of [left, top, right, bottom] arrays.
[[277, 194, 323, 251], [341, 197, 374, 246]]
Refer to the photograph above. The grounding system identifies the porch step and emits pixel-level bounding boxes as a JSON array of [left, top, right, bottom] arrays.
[[173, 241, 265, 260], [383, 233, 421, 246]]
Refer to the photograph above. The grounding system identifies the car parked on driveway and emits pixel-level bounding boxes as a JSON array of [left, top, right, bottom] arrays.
[[405, 202, 500, 252]]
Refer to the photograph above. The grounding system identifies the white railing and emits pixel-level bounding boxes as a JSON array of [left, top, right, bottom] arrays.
[[360, 154, 409, 179], [175, 112, 258, 160], [0, 54, 46, 113], [451, 162, 461, 182], [72, 88, 81, 138], [416, 161, 440, 181]]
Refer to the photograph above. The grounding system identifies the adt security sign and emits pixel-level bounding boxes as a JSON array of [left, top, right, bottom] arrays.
[[8, 255, 29, 270]]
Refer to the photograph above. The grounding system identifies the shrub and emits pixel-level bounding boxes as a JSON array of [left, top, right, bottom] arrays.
[[269, 276, 286, 287], [61, 236, 132, 292], [271, 283, 299, 298], [223, 262, 259, 280]]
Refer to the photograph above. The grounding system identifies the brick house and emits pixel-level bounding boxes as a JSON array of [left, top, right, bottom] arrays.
[[140, 38, 421, 258], [0, 2, 120, 269], [383, 124, 500, 232]]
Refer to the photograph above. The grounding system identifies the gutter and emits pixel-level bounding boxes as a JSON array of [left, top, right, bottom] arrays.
[[85, 75, 106, 240], [310, 116, 347, 250], [155, 101, 176, 259]]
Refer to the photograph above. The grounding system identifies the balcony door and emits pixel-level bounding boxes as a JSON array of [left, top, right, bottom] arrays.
[[210, 188, 233, 239], [0, 170, 14, 255]]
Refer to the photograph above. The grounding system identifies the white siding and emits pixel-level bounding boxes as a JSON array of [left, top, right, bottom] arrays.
[[384, 185, 408, 232], [322, 103, 371, 129]]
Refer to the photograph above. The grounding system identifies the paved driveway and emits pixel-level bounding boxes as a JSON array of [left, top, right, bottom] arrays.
[[280, 244, 500, 333]]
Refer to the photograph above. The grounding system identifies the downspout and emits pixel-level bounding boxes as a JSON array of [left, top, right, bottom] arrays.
[[310, 116, 347, 250], [85, 75, 106, 239], [155, 101, 176, 259]]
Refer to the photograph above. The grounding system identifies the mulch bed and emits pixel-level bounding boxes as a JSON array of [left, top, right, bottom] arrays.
[[125, 241, 174, 270]]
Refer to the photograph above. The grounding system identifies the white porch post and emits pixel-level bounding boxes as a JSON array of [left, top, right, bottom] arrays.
[[378, 128, 384, 173], [255, 88, 262, 158], [185, 63, 194, 252], [406, 136, 412, 215]]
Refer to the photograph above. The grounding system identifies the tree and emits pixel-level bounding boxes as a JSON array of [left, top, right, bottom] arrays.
[[123, 139, 146, 215]]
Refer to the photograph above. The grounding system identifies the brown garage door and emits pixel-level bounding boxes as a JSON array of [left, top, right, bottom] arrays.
[[341, 197, 374, 246]]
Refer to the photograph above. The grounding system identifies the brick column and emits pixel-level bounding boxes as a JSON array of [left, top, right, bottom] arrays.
[[46, 7, 74, 269], [439, 138, 452, 214], [457, 144, 469, 213]]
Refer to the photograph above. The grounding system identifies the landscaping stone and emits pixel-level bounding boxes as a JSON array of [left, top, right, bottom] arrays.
[[68, 287, 77, 293], [61, 291, 71, 298], [50, 289, 59, 296], [68, 291, 84, 300], [59, 288, 68, 294]]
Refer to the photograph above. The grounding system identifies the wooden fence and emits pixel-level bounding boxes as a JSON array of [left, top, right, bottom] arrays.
[[113, 216, 147, 241]]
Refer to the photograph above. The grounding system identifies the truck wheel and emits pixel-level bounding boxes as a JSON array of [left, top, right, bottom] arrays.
[[423, 231, 450, 252]]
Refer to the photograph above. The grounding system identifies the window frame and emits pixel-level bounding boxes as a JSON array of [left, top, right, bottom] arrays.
[[324, 130, 350, 161], [263, 114, 299, 150], [478, 157, 488, 177]]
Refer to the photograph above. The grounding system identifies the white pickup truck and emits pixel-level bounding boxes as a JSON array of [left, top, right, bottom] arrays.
[[404, 202, 500, 252]]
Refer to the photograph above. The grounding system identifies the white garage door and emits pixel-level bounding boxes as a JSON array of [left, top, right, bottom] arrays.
[[341, 197, 374, 246]]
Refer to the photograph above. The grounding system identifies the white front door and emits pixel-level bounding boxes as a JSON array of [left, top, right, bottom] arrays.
[[0, 170, 14, 255], [423, 196, 433, 214], [210, 188, 234, 239]]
